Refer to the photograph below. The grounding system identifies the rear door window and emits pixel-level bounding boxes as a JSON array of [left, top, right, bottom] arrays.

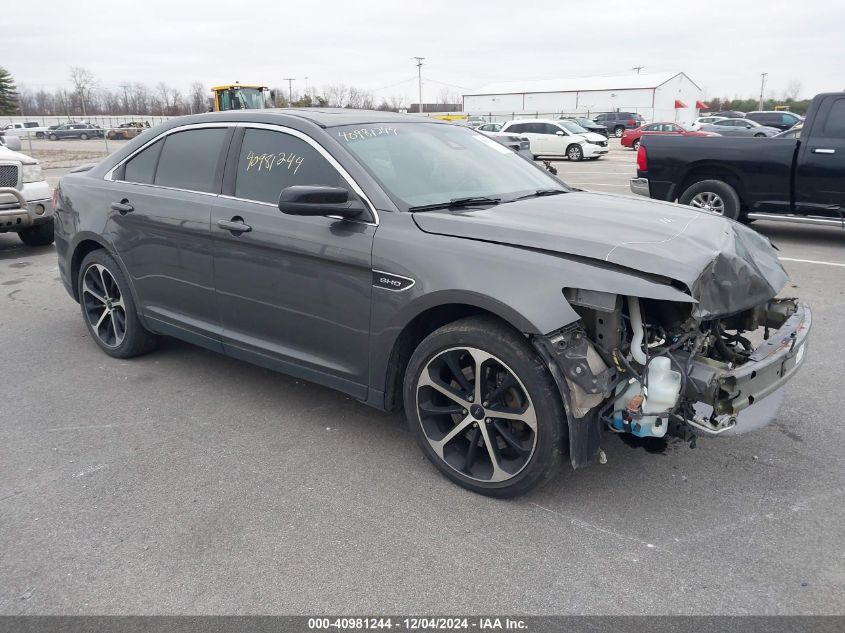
[[154, 128, 228, 193], [234, 128, 343, 204]]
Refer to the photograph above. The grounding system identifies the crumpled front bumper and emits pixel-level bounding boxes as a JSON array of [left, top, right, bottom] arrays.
[[679, 301, 811, 418]]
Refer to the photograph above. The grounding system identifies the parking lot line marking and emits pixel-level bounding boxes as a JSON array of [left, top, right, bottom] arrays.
[[779, 257, 845, 268]]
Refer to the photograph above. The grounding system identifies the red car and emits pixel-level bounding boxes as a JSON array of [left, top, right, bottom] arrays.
[[621, 122, 719, 150]]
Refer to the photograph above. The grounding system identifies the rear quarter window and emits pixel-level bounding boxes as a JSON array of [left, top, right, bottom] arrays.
[[123, 139, 163, 184]]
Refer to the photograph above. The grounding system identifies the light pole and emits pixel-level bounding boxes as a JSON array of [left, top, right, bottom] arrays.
[[759, 72, 767, 111], [283, 78, 296, 106], [413, 57, 425, 114]]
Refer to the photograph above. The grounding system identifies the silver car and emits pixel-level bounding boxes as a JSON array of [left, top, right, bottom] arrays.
[[701, 118, 779, 137]]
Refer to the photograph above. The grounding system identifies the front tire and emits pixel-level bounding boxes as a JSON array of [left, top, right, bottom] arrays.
[[78, 250, 159, 358], [18, 218, 54, 246], [80, 133, 89, 140], [679, 179, 741, 220], [49, 134, 57, 141], [567, 144, 584, 161], [403, 316, 565, 498], [614, 126, 624, 137]]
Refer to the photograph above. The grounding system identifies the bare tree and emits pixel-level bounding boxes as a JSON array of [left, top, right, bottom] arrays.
[[155, 82, 171, 115], [436, 87, 459, 105], [346, 86, 374, 109], [69, 66, 97, 117], [783, 79, 802, 101], [388, 94, 407, 111], [322, 84, 348, 108], [130, 82, 150, 115], [189, 82, 207, 113]]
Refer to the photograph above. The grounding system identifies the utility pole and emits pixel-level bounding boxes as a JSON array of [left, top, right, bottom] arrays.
[[759, 72, 767, 111], [283, 78, 296, 106], [120, 83, 130, 114], [632, 66, 644, 74], [413, 56, 425, 114]]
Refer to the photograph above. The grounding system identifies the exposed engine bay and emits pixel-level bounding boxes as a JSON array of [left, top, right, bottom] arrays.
[[534, 289, 811, 467]]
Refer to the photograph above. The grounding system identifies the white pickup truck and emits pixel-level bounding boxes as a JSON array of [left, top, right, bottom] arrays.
[[0, 136, 54, 245], [2, 121, 49, 139]]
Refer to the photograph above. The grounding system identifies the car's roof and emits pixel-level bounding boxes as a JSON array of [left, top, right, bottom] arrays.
[[177, 108, 441, 129], [748, 110, 797, 114], [504, 118, 562, 124]]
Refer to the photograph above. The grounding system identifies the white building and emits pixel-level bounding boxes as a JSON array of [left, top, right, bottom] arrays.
[[462, 72, 703, 124]]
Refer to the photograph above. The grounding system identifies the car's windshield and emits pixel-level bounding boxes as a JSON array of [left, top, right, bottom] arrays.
[[334, 123, 567, 209], [574, 118, 595, 126], [558, 121, 588, 134]]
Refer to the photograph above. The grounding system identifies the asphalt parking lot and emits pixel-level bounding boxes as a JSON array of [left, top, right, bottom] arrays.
[[1, 142, 843, 615]]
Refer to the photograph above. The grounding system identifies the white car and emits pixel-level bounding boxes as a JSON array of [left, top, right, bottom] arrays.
[[499, 118, 608, 161], [2, 121, 49, 139], [690, 116, 727, 131], [0, 140, 54, 246]]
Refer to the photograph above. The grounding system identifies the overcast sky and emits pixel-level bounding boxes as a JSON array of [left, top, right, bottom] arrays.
[[8, 0, 842, 104]]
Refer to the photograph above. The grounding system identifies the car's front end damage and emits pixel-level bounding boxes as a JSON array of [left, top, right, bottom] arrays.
[[526, 203, 811, 468], [534, 292, 810, 467]]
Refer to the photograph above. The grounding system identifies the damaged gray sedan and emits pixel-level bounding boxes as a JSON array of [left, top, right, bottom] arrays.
[[53, 110, 810, 497]]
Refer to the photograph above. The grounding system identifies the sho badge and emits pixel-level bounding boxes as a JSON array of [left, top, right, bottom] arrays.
[[372, 270, 415, 292]]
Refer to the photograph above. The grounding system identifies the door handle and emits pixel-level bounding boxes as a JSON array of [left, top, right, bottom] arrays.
[[110, 200, 134, 214], [812, 148, 836, 154], [217, 218, 252, 234]]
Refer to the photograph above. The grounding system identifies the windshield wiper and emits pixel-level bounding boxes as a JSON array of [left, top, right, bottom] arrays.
[[507, 188, 568, 203], [408, 196, 502, 212]]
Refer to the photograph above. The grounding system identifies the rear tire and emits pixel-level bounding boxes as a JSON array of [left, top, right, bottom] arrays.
[[679, 179, 741, 220], [403, 316, 565, 498], [77, 250, 159, 359], [49, 134, 57, 141], [633, 139, 641, 151], [753, 133, 766, 138], [80, 133, 89, 140], [18, 218, 54, 246]]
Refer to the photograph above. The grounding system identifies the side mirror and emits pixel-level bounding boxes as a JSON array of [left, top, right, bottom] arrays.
[[555, 130, 565, 136], [278, 185, 364, 219], [746, 125, 752, 129], [2, 135, 22, 151]]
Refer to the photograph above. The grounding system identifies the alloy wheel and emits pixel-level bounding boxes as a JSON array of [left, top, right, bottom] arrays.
[[415, 347, 538, 483], [690, 191, 725, 215], [81, 263, 126, 348]]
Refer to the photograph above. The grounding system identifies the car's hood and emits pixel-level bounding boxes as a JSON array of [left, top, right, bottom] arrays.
[[412, 191, 788, 319], [577, 132, 607, 144], [0, 145, 37, 165]]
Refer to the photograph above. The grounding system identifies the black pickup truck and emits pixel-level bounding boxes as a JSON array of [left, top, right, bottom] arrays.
[[630, 92, 845, 228]]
